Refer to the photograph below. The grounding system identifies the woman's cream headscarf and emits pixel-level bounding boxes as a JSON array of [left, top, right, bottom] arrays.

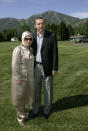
[[22, 31, 33, 46]]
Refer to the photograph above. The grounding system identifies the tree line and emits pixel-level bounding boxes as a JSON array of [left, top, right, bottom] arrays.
[[0, 24, 30, 42], [0, 20, 88, 42]]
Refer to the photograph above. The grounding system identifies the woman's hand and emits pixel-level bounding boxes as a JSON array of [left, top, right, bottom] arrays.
[[16, 80, 22, 85]]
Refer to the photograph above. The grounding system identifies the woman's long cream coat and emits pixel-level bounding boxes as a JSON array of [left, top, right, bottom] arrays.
[[11, 44, 34, 107]]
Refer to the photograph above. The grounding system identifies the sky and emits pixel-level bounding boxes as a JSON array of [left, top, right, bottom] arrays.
[[0, 0, 88, 19]]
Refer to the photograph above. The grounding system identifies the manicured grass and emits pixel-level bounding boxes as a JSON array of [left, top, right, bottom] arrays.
[[0, 41, 88, 131]]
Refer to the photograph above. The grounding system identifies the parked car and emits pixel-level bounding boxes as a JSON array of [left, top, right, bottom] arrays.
[[11, 37, 18, 42], [74, 37, 88, 43]]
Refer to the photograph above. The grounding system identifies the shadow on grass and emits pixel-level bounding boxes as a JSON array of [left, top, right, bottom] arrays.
[[52, 95, 88, 113], [29, 95, 88, 118]]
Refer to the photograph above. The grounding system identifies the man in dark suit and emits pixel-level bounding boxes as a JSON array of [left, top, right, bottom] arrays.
[[32, 17, 58, 119]]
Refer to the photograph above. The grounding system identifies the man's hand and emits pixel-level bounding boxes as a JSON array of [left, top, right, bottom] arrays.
[[52, 70, 57, 76]]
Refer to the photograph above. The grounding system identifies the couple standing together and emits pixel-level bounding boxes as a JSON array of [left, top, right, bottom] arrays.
[[11, 17, 58, 126]]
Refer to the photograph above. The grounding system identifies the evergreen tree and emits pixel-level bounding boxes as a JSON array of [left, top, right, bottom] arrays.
[[67, 24, 74, 36], [59, 21, 69, 40], [21, 24, 30, 33], [1, 29, 18, 41], [0, 32, 4, 42], [83, 20, 88, 36], [18, 24, 30, 40]]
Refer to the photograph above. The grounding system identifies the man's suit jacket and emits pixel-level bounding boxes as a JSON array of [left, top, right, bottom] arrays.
[[32, 30, 58, 77]]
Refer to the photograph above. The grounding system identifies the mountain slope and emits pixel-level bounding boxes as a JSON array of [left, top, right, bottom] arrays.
[[0, 10, 87, 32], [26, 10, 81, 31]]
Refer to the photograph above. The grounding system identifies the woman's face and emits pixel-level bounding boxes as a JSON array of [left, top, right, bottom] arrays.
[[24, 35, 33, 47]]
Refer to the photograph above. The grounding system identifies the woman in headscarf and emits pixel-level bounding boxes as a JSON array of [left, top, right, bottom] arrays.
[[11, 31, 34, 126]]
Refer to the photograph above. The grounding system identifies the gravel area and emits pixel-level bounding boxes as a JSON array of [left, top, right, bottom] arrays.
[[74, 42, 88, 46]]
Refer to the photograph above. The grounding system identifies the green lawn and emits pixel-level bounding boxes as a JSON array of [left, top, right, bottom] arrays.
[[0, 41, 88, 131]]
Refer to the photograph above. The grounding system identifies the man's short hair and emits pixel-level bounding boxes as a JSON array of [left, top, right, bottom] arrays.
[[35, 16, 45, 23]]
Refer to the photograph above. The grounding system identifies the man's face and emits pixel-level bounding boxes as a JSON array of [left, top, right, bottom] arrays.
[[35, 19, 45, 34]]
